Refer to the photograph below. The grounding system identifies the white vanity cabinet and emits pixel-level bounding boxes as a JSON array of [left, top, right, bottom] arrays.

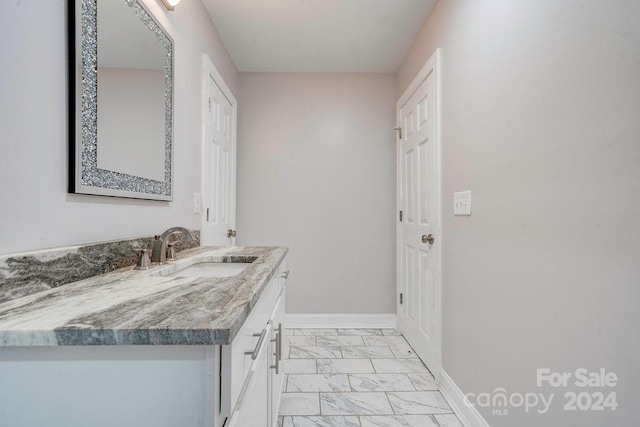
[[223, 259, 289, 427], [0, 249, 288, 427]]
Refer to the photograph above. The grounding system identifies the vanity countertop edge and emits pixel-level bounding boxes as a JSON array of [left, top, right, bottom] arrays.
[[0, 246, 288, 347]]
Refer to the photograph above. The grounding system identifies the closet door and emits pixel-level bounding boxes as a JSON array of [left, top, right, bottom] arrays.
[[202, 58, 237, 246]]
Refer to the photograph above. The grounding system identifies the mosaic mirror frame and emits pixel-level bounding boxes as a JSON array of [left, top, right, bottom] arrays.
[[68, 0, 174, 201]]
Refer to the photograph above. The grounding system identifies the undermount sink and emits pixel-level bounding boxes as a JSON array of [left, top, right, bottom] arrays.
[[168, 262, 253, 278]]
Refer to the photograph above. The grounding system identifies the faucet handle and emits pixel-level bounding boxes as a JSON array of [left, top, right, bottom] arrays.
[[134, 249, 151, 270], [166, 243, 176, 261]]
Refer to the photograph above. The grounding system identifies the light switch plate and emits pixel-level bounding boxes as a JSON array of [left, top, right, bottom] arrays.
[[193, 193, 202, 214], [454, 191, 471, 216]]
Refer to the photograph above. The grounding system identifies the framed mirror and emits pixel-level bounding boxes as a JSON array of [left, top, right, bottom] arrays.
[[68, 0, 174, 201]]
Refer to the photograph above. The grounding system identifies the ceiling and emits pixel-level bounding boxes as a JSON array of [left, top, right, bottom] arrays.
[[201, 0, 438, 73]]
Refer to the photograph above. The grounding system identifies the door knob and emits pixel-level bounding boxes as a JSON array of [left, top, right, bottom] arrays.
[[422, 234, 435, 245], [227, 229, 236, 238]]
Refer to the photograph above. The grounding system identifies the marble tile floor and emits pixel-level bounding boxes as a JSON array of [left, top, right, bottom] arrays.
[[279, 328, 464, 427]]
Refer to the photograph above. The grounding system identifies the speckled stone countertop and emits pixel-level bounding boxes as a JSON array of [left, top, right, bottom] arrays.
[[0, 246, 287, 346]]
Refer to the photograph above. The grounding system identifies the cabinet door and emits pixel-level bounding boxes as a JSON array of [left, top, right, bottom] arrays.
[[269, 294, 285, 426], [226, 325, 271, 427], [221, 274, 281, 417]]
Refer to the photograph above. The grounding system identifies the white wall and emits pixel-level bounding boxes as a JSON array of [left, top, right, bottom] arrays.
[[398, 1, 640, 425], [0, 0, 238, 255], [236, 73, 397, 315]]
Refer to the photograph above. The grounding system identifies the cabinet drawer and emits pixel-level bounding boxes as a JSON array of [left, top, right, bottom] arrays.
[[220, 275, 280, 417]]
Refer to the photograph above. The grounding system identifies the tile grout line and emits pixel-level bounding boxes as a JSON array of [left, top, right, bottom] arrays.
[[405, 373, 418, 391], [407, 372, 417, 390], [383, 388, 397, 416], [346, 372, 354, 392]]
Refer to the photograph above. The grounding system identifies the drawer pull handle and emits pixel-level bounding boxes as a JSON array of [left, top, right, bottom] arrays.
[[245, 329, 267, 360], [270, 323, 284, 374], [270, 331, 280, 374], [281, 270, 290, 280], [278, 322, 283, 364]]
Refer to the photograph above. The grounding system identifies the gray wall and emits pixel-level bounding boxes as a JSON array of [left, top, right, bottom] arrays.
[[237, 73, 397, 315], [397, 0, 640, 425], [0, 0, 238, 255], [97, 67, 165, 181]]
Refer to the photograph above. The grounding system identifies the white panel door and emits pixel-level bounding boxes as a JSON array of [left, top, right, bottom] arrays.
[[398, 59, 440, 374], [202, 65, 236, 246]]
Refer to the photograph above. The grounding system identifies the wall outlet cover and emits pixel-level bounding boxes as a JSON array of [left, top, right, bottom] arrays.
[[454, 191, 471, 216], [194, 193, 202, 214]]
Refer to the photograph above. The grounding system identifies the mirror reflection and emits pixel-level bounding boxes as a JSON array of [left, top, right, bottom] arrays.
[[96, 0, 166, 182]]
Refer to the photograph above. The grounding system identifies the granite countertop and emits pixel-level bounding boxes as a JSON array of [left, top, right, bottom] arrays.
[[0, 246, 288, 346]]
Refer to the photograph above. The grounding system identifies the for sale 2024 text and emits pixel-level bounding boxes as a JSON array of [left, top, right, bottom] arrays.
[[537, 368, 618, 412]]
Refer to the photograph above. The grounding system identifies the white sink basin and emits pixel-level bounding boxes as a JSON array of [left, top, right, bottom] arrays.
[[168, 262, 253, 278]]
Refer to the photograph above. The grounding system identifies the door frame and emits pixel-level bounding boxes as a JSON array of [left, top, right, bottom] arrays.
[[396, 48, 443, 381], [201, 54, 238, 246]]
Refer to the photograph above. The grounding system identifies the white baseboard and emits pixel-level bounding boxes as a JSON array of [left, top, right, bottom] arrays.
[[439, 368, 490, 427], [286, 314, 397, 329]]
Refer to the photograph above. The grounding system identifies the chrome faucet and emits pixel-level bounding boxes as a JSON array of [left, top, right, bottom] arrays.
[[151, 227, 199, 264]]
